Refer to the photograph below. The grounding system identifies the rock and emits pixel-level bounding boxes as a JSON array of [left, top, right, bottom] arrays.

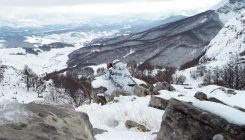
[[92, 86, 107, 95], [94, 95, 107, 105], [93, 128, 108, 135], [194, 91, 208, 101], [0, 102, 95, 140], [184, 87, 193, 89], [112, 89, 130, 97], [233, 106, 245, 113], [178, 94, 185, 97], [153, 82, 175, 93], [208, 97, 226, 105], [125, 120, 150, 132], [157, 98, 245, 140], [134, 85, 152, 97], [139, 84, 151, 89], [226, 89, 237, 95], [148, 96, 169, 110]]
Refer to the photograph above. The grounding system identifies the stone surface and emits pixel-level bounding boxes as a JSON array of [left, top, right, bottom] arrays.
[[0, 102, 95, 140], [194, 91, 208, 101], [148, 96, 169, 110], [153, 82, 175, 93], [134, 85, 152, 97], [94, 95, 107, 105], [125, 120, 150, 132], [112, 89, 130, 97], [226, 89, 237, 95], [157, 98, 245, 140]]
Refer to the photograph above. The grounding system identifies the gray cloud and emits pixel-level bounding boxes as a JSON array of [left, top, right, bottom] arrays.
[[0, 0, 172, 6]]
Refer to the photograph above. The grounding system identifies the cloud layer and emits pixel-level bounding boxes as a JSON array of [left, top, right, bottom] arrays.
[[0, 0, 172, 6]]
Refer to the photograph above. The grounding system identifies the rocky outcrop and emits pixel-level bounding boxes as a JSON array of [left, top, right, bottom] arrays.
[[157, 98, 245, 140], [0, 102, 95, 140], [194, 91, 208, 101], [125, 120, 150, 132], [112, 89, 130, 97], [134, 85, 152, 97], [148, 96, 169, 110], [153, 82, 175, 93]]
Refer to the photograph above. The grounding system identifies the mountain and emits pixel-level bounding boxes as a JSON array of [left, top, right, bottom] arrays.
[[216, 0, 245, 23], [200, 9, 245, 67], [68, 10, 223, 71], [0, 15, 187, 48]]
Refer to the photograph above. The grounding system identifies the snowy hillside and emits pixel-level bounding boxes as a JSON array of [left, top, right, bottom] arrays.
[[0, 65, 41, 103], [0, 31, 118, 74], [77, 85, 245, 140], [216, 0, 245, 23], [202, 9, 245, 67]]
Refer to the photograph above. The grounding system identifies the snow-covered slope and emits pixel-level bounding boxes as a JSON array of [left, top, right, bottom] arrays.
[[0, 31, 117, 74], [216, 0, 245, 23], [76, 84, 245, 140], [0, 66, 41, 103], [201, 9, 245, 67]]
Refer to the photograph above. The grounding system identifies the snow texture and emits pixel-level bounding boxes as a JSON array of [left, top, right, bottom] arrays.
[[0, 100, 30, 125]]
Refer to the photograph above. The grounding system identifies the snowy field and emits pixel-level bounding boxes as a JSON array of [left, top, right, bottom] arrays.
[[0, 31, 118, 74], [76, 85, 245, 139]]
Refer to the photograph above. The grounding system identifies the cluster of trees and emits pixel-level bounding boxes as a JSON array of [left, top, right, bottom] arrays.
[[127, 61, 176, 84], [50, 74, 92, 106], [22, 65, 46, 97], [0, 60, 4, 83], [202, 64, 245, 90], [190, 55, 245, 90]]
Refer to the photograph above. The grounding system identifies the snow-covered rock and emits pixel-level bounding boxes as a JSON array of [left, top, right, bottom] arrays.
[[201, 9, 245, 67], [0, 101, 95, 140], [92, 61, 145, 97], [216, 0, 245, 23]]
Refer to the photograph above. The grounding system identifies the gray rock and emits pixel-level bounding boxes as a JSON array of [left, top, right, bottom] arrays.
[[125, 120, 150, 132], [157, 98, 245, 140], [0, 102, 95, 140], [208, 97, 226, 105], [153, 82, 175, 93], [226, 89, 237, 95], [194, 91, 208, 101], [94, 95, 107, 105], [148, 96, 169, 110], [134, 85, 152, 97], [112, 89, 130, 97]]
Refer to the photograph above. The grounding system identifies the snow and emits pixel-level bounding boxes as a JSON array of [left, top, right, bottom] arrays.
[[76, 84, 245, 139], [0, 100, 30, 125], [123, 49, 135, 58], [159, 85, 245, 126], [0, 31, 118, 74], [92, 62, 144, 95], [0, 40, 5, 49], [0, 66, 43, 103], [76, 96, 163, 140], [25, 31, 119, 48], [204, 9, 245, 67]]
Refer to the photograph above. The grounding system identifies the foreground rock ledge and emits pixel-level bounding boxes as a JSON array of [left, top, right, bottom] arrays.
[[157, 98, 245, 140], [0, 102, 95, 140]]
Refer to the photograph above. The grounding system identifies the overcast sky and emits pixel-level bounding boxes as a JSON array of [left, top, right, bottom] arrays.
[[0, 0, 223, 26]]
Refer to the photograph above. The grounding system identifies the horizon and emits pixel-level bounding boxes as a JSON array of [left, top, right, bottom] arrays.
[[0, 0, 223, 27]]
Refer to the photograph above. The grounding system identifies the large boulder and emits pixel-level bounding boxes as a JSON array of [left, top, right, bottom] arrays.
[[157, 98, 245, 140], [153, 82, 175, 93], [0, 102, 95, 140], [148, 96, 169, 110], [134, 85, 152, 97]]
